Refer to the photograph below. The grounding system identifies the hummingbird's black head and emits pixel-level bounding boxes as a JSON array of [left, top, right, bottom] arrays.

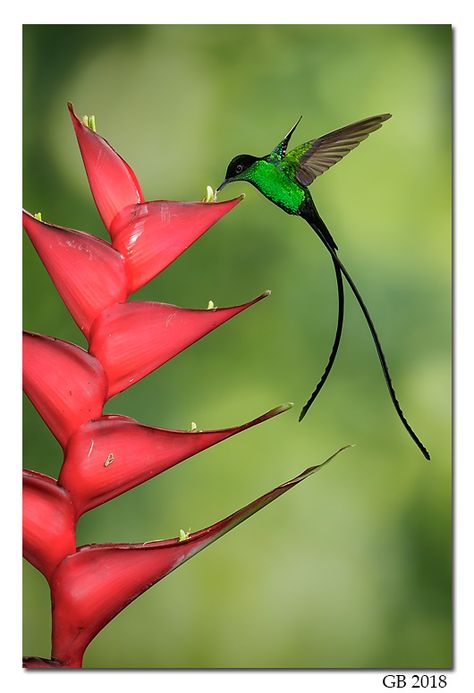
[[225, 154, 259, 179], [217, 154, 260, 191]]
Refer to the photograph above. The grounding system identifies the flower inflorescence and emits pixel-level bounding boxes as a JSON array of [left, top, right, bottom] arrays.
[[23, 104, 343, 668]]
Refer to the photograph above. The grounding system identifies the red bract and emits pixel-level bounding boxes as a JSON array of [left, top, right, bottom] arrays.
[[51, 448, 346, 669], [23, 211, 127, 338], [89, 293, 269, 398], [23, 470, 75, 581], [23, 332, 107, 448], [68, 102, 243, 292], [67, 102, 144, 230], [23, 103, 345, 668], [109, 198, 243, 293], [60, 405, 291, 517]]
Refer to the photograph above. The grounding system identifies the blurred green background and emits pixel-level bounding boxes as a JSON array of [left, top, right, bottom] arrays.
[[22, 25, 451, 668]]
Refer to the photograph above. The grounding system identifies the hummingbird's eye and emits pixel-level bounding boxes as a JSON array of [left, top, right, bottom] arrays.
[[235, 164, 243, 173]]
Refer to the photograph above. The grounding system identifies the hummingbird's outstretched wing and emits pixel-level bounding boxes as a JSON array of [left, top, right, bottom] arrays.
[[286, 114, 391, 187]]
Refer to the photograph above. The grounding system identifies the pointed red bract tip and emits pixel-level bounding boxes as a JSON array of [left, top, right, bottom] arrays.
[[23, 332, 108, 448], [68, 102, 144, 231], [23, 470, 76, 582], [51, 446, 347, 666], [109, 197, 243, 293], [60, 404, 290, 515], [22, 211, 128, 338], [89, 292, 270, 399]]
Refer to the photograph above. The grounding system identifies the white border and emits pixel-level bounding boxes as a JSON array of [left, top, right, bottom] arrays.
[[4, 3, 471, 691]]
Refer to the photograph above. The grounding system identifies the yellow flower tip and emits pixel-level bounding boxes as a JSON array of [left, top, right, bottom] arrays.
[[207, 300, 215, 310], [82, 114, 97, 132], [33, 212, 42, 221], [178, 528, 191, 542], [189, 421, 198, 432], [202, 185, 217, 203]]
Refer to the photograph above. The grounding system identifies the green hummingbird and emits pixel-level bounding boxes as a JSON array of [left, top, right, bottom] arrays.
[[217, 114, 430, 460]]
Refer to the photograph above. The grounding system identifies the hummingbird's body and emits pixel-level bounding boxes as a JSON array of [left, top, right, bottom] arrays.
[[217, 113, 430, 460], [240, 159, 306, 214]]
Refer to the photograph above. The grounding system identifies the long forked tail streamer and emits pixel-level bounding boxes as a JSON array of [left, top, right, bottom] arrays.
[[299, 256, 344, 421], [307, 218, 430, 460]]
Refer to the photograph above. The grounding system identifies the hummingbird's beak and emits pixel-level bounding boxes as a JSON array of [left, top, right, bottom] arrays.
[[216, 180, 227, 193]]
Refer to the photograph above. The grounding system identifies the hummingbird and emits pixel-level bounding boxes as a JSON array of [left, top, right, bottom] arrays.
[[217, 114, 430, 460]]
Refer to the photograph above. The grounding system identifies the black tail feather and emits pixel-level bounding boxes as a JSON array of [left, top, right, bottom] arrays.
[[299, 255, 344, 421], [303, 210, 430, 461]]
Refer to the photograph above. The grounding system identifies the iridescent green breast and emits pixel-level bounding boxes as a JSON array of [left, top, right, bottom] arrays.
[[245, 160, 305, 214]]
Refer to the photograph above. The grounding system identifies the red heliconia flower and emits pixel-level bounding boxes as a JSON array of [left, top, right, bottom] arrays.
[[23, 331, 107, 448], [23, 103, 346, 668], [109, 198, 244, 294], [23, 211, 128, 338], [51, 448, 347, 668], [89, 293, 269, 398], [59, 405, 291, 517], [23, 470, 75, 581], [67, 102, 144, 230], [68, 101, 243, 292]]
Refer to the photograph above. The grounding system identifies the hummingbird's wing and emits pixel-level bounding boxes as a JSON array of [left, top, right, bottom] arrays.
[[285, 114, 391, 187]]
